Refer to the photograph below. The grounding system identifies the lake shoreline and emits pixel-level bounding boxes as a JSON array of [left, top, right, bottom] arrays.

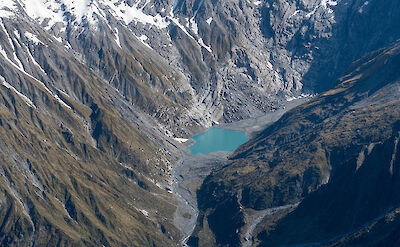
[[171, 97, 311, 245]]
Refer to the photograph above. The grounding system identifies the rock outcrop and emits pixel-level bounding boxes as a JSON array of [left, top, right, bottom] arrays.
[[191, 40, 400, 246]]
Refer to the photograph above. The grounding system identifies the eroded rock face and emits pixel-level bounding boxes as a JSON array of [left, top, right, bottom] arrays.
[[259, 128, 400, 246], [165, 0, 400, 122], [3, 0, 399, 130], [191, 40, 400, 246]]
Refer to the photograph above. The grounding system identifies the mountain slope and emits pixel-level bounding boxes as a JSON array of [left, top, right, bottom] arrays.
[[4, 0, 399, 127], [0, 76, 181, 246], [0, 5, 186, 245], [1, 0, 400, 127], [190, 40, 400, 246]]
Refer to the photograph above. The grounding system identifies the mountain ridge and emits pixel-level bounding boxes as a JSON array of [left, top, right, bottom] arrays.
[[190, 39, 400, 246]]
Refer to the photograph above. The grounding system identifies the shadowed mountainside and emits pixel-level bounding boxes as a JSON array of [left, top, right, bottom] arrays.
[[190, 40, 400, 246]]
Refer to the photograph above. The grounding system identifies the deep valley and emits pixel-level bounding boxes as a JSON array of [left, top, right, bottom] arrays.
[[0, 0, 399, 246]]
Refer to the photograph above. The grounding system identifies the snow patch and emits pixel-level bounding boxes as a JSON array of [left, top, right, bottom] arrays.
[[0, 19, 23, 71], [0, 0, 17, 18], [3, 0, 171, 30], [24, 31, 43, 45], [101, 0, 169, 28], [169, 14, 211, 54], [285, 93, 312, 102], [21, 0, 109, 30], [114, 28, 121, 48], [22, 0, 66, 30], [169, 12, 212, 53], [53, 36, 62, 43], [2, 81, 36, 108], [198, 38, 212, 53], [25, 46, 46, 74], [0, 43, 24, 72], [288, 10, 300, 19], [190, 18, 198, 35], [0, 74, 36, 108], [321, 0, 338, 8], [266, 61, 273, 70], [135, 34, 152, 50], [0, 45, 71, 110], [13, 29, 20, 39], [174, 138, 188, 143], [140, 209, 149, 216], [169, 15, 194, 39], [306, 0, 337, 18]]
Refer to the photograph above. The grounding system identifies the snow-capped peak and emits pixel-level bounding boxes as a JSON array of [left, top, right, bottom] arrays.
[[1, 0, 169, 31], [0, 0, 18, 18]]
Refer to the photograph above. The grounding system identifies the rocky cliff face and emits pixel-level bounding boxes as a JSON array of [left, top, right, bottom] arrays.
[[1, 0, 399, 127], [168, 0, 400, 120], [259, 126, 400, 246], [191, 40, 400, 246]]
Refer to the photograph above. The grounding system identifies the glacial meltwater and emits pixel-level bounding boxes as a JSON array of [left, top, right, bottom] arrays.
[[189, 128, 249, 155]]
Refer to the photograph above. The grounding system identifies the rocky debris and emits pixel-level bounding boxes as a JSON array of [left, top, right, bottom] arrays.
[[192, 40, 400, 246]]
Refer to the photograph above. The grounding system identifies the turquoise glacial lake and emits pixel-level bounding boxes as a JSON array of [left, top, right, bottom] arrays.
[[189, 128, 249, 155]]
